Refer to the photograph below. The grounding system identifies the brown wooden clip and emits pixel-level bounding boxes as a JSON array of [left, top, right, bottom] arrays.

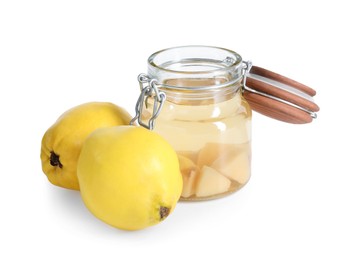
[[243, 63, 320, 124]]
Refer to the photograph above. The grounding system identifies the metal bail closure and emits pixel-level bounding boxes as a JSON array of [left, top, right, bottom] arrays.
[[242, 62, 320, 124], [130, 74, 166, 130]]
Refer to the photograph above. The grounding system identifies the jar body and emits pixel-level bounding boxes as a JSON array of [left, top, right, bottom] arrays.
[[143, 46, 252, 200]]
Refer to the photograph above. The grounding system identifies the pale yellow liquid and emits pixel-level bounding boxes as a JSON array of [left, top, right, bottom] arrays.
[[143, 78, 252, 200]]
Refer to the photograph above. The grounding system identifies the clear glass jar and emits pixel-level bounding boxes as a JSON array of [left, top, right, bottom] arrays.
[[141, 46, 252, 201]]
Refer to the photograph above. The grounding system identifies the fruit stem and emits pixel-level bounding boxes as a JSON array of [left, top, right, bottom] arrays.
[[50, 151, 63, 169], [159, 206, 170, 220]]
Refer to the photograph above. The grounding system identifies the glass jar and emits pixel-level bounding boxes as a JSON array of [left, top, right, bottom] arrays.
[[136, 46, 252, 201]]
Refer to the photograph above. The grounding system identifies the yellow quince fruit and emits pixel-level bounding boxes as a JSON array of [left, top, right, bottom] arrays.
[[41, 102, 132, 190], [77, 126, 183, 230]]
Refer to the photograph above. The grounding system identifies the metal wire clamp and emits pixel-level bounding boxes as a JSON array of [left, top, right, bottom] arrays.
[[130, 74, 166, 130]]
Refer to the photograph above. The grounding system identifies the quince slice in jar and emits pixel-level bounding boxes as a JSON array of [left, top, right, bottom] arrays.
[[211, 150, 250, 184], [178, 151, 198, 163], [158, 89, 242, 122], [154, 120, 236, 152], [220, 115, 251, 144], [195, 166, 231, 197], [178, 154, 199, 198], [197, 143, 239, 169]]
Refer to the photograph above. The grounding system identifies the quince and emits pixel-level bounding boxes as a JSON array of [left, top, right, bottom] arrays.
[[77, 126, 182, 230], [40, 102, 131, 190]]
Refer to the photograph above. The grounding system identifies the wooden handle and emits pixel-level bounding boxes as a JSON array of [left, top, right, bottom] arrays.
[[250, 66, 317, 97], [243, 91, 313, 124], [246, 77, 320, 112]]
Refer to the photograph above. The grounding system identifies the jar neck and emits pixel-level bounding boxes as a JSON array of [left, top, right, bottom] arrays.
[[147, 46, 244, 92], [159, 80, 241, 105]]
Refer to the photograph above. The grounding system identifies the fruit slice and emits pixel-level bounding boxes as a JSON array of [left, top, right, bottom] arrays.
[[220, 116, 251, 144], [178, 151, 198, 163], [197, 143, 239, 169], [178, 155, 199, 198], [211, 151, 250, 184], [178, 154, 196, 172], [195, 166, 231, 197], [154, 120, 237, 152], [181, 170, 199, 198], [158, 93, 241, 121]]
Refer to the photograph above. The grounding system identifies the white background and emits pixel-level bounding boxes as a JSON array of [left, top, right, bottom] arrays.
[[1, 0, 355, 259]]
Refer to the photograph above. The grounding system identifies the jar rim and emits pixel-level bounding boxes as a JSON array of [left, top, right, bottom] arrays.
[[148, 45, 243, 75]]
